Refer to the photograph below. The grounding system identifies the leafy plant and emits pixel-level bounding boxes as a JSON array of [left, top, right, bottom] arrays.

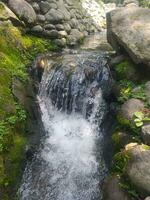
[[111, 151, 130, 175], [119, 181, 139, 198], [134, 111, 150, 127]]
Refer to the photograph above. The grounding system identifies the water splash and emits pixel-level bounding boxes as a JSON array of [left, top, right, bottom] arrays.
[[18, 49, 112, 200]]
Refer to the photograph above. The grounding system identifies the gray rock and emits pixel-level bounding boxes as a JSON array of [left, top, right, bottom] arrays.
[[120, 98, 145, 121], [8, 0, 36, 24], [145, 81, 150, 105], [67, 29, 84, 46], [56, 24, 64, 31], [40, 1, 51, 14], [109, 55, 126, 68], [113, 131, 135, 149], [107, 7, 150, 67], [32, 2, 40, 12], [31, 25, 43, 33], [49, 3, 57, 9], [141, 124, 150, 145], [54, 38, 67, 47], [37, 14, 45, 22], [126, 145, 150, 197], [63, 23, 71, 33], [57, 1, 71, 20], [69, 18, 79, 28], [45, 9, 64, 23], [103, 175, 130, 200], [58, 30, 67, 38], [44, 24, 55, 30], [43, 30, 59, 39]]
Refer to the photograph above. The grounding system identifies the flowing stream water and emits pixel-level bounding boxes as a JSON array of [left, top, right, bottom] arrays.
[[18, 34, 113, 200]]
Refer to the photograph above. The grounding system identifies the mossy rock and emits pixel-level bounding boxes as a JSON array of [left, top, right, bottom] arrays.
[[0, 19, 58, 199], [112, 131, 135, 151], [115, 59, 139, 81]]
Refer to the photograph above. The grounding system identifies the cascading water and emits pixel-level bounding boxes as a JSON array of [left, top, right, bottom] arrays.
[[18, 36, 113, 200]]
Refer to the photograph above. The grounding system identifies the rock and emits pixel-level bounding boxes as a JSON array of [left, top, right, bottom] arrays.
[[120, 98, 145, 121], [45, 9, 64, 23], [126, 144, 150, 197], [0, 2, 22, 26], [145, 197, 150, 200], [44, 24, 55, 30], [8, 0, 36, 24], [32, 2, 40, 12], [40, 1, 51, 14], [103, 175, 130, 200], [63, 23, 71, 33], [37, 14, 45, 22], [56, 1, 71, 20], [54, 38, 67, 47], [31, 25, 43, 33], [123, 0, 139, 6], [109, 55, 126, 68], [125, 142, 138, 151], [69, 18, 79, 28], [107, 6, 150, 67], [56, 24, 64, 31], [12, 78, 35, 111], [49, 3, 57, 9], [58, 30, 67, 38], [67, 29, 84, 46], [141, 124, 150, 145], [43, 30, 59, 39], [112, 131, 135, 149], [145, 81, 150, 105]]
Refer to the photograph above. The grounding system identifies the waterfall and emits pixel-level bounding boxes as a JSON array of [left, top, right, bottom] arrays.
[[18, 44, 113, 200]]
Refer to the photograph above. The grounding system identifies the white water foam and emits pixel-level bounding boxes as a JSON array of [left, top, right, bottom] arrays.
[[36, 92, 106, 200]]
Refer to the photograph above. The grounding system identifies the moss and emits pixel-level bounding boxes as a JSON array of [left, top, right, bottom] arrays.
[[0, 20, 58, 198], [5, 134, 27, 186], [117, 114, 131, 127], [141, 144, 150, 150], [115, 59, 140, 83], [112, 132, 121, 151]]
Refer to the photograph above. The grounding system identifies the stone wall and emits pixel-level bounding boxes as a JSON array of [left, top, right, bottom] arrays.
[[3, 0, 108, 47]]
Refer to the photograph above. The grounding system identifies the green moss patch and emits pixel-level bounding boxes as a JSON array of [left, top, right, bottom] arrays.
[[0, 20, 58, 198]]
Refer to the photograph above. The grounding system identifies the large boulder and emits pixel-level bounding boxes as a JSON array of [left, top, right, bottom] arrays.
[[8, 0, 36, 24], [107, 6, 150, 67], [126, 145, 150, 197]]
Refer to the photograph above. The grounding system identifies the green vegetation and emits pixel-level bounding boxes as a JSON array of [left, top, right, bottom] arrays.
[[109, 59, 150, 199], [111, 151, 130, 175], [139, 0, 150, 7], [133, 111, 150, 127], [0, 20, 58, 198]]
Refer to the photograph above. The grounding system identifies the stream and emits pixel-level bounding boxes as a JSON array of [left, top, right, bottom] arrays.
[[18, 33, 114, 200]]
